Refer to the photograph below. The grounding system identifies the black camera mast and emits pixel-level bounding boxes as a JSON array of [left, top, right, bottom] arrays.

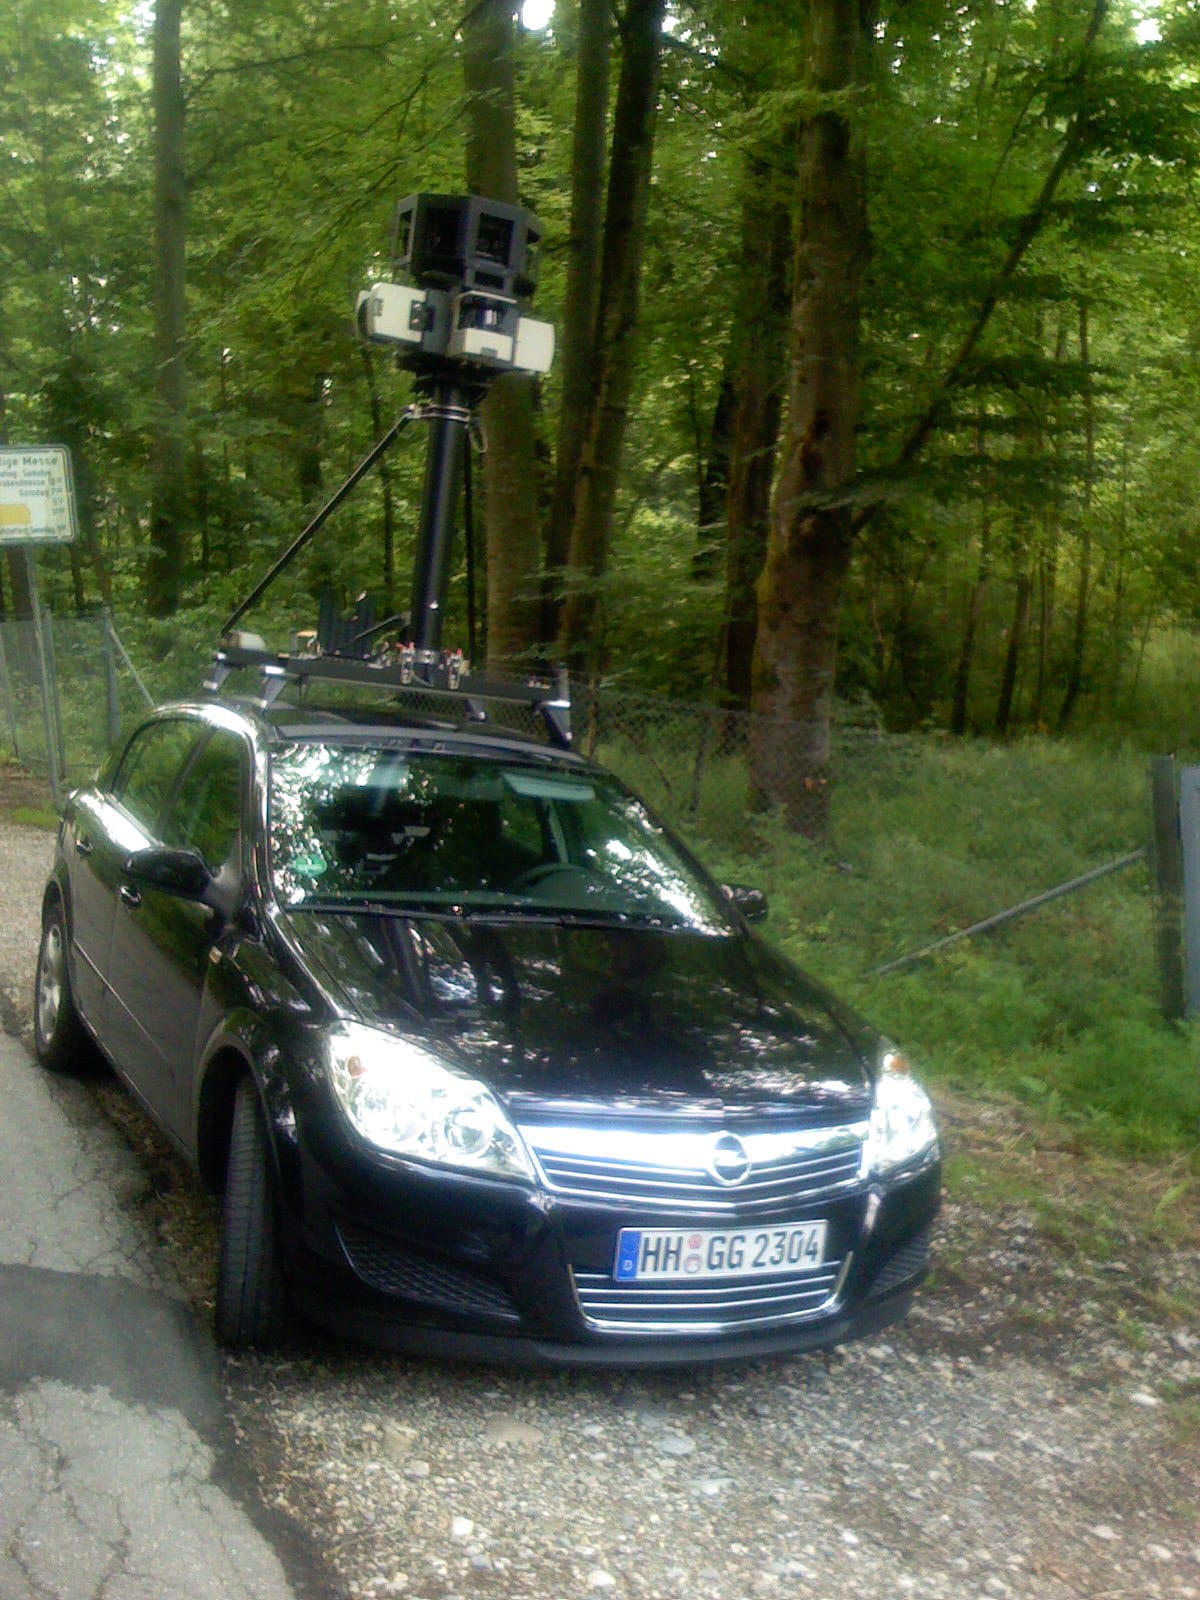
[[208, 193, 568, 746]]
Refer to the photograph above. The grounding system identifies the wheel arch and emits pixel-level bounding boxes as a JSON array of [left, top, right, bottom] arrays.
[[195, 1031, 300, 1210], [195, 1045, 258, 1193], [40, 872, 68, 929]]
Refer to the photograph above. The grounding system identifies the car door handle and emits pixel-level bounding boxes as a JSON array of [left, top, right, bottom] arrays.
[[75, 836, 94, 858], [118, 883, 142, 909]]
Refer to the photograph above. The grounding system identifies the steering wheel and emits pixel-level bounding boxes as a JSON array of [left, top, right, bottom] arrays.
[[510, 861, 590, 892]]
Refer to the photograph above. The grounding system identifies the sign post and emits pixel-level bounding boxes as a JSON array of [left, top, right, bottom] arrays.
[[0, 447, 79, 807]]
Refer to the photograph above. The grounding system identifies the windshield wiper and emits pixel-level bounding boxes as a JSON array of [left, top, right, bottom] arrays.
[[456, 905, 690, 930], [285, 898, 455, 919], [286, 898, 697, 931]]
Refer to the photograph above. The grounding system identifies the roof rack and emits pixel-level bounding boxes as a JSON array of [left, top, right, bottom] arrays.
[[204, 638, 572, 750]]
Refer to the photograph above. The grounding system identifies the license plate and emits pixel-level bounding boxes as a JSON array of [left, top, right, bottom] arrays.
[[613, 1221, 828, 1283]]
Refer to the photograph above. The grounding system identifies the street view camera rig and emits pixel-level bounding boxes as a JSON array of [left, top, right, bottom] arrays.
[[207, 193, 568, 745]]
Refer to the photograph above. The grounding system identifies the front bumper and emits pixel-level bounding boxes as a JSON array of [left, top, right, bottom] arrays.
[[278, 1118, 940, 1366], [291, 1275, 923, 1367]]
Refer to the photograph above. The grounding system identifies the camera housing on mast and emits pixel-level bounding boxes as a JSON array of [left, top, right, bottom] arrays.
[[357, 193, 554, 378]]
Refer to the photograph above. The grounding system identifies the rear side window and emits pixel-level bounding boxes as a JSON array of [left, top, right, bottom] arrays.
[[111, 719, 201, 835]]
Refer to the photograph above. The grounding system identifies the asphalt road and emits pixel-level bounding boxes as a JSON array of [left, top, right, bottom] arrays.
[[0, 1024, 316, 1600]]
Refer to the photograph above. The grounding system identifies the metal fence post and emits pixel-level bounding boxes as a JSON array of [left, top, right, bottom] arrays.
[[1178, 765, 1200, 1020], [106, 616, 155, 709], [0, 623, 21, 762], [1148, 755, 1186, 1023], [26, 554, 63, 809], [101, 607, 122, 748], [39, 601, 67, 798]]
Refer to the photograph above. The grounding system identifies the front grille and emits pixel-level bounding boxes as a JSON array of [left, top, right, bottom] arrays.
[[335, 1220, 520, 1321], [573, 1256, 848, 1334], [522, 1121, 867, 1214]]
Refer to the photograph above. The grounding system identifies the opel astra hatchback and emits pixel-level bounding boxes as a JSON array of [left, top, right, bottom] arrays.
[[34, 694, 940, 1363]]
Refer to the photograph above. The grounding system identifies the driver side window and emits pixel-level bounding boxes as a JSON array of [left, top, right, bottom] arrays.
[[112, 719, 201, 835], [161, 729, 248, 874]]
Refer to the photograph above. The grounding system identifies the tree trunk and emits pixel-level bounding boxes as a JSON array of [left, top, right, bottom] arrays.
[[193, 435, 210, 575], [950, 530, 991, 737], [3, 553, 32, 621], [950, 416, 992, 736], [1027, 310, 1065, 728], [693, 367, 735, 582], [72, 427, 113, 609], [0, 389, 32, 620], [994, 565, 1032, 735], [1030, 537, 1057, 727], [146, 0, 188, 619], [463, 0, 542, 668], [360, 346, 397, 614], [67, 544, 85, 611], [296, 371, 326, 510], [749, 0, 872, 837], [544, 0, 610, 641], [1057, 296, 1094, 730], [1107, 424, 1130, 703], [559, 0, 666, 670], [721, 159, 791, 713], [218, 348, 234, 572]]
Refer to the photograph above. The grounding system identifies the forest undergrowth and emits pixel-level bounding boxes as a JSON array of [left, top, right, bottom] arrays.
[[672, 733, 1200, 1167]]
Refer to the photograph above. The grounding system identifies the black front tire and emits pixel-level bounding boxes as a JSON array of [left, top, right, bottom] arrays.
[[34, 901, 93, 1073], [215, 1076, 288, 1350]]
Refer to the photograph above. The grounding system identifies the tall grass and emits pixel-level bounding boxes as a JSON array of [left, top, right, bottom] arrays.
[[614, 733, 1199, 1161]]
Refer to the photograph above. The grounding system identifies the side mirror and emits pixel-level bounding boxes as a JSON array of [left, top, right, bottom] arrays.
[[123, 845, 212, 901], [723, 883, 769, 925]]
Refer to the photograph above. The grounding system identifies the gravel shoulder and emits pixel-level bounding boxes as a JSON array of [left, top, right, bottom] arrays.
[[2, 800, 1198, 1600]]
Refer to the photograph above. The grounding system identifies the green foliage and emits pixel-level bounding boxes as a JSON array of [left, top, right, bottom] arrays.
[[673, 732, 1200, 1160], [5, 0, 1200, 1174], [11, 805, 57, 830], [3, 0, 1200, 756]]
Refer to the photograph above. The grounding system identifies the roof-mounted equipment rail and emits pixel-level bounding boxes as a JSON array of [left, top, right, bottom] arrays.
[[204, 636, 572, 750]]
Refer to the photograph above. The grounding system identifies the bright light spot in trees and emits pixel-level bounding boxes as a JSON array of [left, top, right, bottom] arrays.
[[522, 0, 554, 29]]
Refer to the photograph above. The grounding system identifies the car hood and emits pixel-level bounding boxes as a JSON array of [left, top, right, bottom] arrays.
[[279, 910, 874, 1117]]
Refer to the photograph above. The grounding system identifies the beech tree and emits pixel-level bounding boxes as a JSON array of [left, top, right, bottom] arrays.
[[749, 0, 873, 832], [147, 0, 188, 618], [462, 0, 542, 666], [558, 0, 667, 669], [544, 0, 611, 643], [3, 0, 1200, 760]]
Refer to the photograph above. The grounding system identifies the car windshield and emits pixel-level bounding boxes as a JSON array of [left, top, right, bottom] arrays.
[[268, 743, 733, 932]]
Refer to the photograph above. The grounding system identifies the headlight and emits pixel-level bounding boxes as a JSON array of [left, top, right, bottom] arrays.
[[325, 1023, 534, 1183], [864, 1047, 939, 1176]]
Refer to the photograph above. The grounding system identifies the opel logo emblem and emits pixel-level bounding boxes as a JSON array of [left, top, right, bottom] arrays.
[[709, 1133, 751, 1187]]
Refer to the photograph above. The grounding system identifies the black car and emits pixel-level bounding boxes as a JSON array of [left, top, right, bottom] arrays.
[[34, 692, 940, 1364]]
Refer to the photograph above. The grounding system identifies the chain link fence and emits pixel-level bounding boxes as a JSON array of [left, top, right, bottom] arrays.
[[573, 685, 844, 845], [574, 684, 1150, 970], [0, 612, 152, 801], [1, 613, 1154, 997]]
